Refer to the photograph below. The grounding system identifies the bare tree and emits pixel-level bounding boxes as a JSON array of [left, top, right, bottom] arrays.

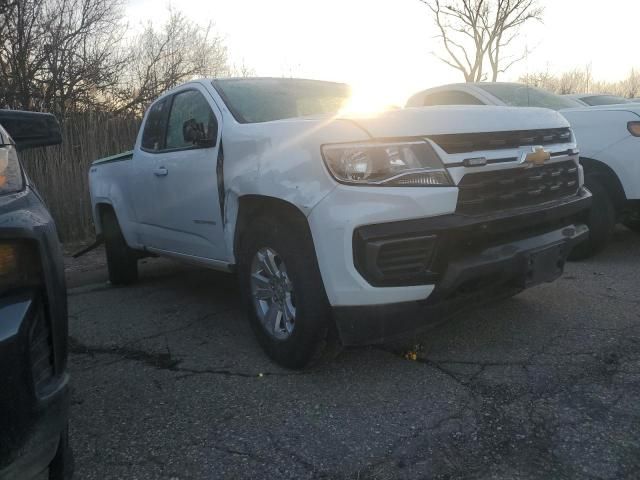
[[519, 65, 640, 98], [0, 0, 127, 113], [557, 66, 592, 94], [486, 0, 544, 81], [419, 0, 543, 82], [621, 68, 640, 99], [40, 0, 128, 114], [420, 0, 489, 82], [0, 0, 17, 31], [230, 60, 256, 78], [0, 0, 47, 109], [1, 2, 233, 115], [113, 9, 230, 114], [523, 66, 592, 94]]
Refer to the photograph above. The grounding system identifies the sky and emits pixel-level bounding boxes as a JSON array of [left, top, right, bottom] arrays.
[[125, 0, 639, 106]]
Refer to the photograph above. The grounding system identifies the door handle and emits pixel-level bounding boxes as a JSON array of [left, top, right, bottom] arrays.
[[154, 167, 168, 177]]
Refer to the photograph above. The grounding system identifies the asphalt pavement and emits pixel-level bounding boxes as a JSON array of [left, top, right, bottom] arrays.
[[65, 227, 640, 480]]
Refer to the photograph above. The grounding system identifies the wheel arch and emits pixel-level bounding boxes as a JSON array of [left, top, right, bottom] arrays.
[[233, 195, 313, 260], [94, 202, 115, 236], [580, 157, 627, 210]]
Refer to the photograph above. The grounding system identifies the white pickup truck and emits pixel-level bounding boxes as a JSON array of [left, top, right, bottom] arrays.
[[89, 78, 591, 368], [407, 83, 640, 257]]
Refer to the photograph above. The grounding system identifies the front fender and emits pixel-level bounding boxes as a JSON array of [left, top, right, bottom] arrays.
[[220, 118, 370, 261]]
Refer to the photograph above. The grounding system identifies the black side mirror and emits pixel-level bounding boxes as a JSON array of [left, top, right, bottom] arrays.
[[183, 118, 215, 147], [0, 110, 62, 151]]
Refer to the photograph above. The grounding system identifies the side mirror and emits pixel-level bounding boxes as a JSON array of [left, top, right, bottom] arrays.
[[0, 110, 62, 151], [183, 118, 215, 148]]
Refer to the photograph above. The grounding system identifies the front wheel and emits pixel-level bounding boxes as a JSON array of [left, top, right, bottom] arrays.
[[569, 176, 616, 260], [238, 218, 334, 369]]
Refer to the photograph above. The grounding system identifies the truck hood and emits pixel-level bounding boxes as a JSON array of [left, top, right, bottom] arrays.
[[341, 105, 570, 138]]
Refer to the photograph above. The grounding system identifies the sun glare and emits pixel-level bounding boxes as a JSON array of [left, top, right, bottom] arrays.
[[338, 81, 401, 118]]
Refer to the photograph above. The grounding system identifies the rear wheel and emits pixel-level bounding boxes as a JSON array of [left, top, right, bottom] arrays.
[[569, 176, 616, 260], [238, 217, 335, 369], [102, 208, 138, 285]]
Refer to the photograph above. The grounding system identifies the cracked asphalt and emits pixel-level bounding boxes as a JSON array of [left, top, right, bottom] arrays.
[[65, 227, 640, 480]]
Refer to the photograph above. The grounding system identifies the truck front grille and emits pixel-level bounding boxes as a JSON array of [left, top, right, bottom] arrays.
[[29, 302, 55, 396], [457, 160, 580, 215], [429, 128, 572, 154]]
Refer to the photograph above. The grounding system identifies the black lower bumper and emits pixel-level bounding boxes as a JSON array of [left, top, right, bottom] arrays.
[[336, 191, 591, 346], [0, 293, 69, 480]]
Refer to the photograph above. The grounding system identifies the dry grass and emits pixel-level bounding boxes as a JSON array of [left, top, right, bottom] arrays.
[[21, 112, 140, 242]]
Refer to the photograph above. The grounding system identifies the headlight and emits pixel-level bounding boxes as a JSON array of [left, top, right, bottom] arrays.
[[0, 144, 24, 195], [321, 140, 452, 186], [628, 122, 640, 137]]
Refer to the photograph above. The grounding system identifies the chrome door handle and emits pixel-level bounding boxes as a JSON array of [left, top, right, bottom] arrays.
[[154, 167, 168, 177]]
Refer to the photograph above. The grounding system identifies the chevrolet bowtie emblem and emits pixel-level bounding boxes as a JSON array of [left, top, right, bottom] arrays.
[[521, 146, 551, 167]]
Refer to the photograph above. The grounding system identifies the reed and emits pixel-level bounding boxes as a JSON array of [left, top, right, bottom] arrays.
[[20, 112, 141, 242]]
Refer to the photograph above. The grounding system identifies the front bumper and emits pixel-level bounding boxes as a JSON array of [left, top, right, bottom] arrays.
[[309, 176, 591, 305], [0, 188, 69, 480], [315, 186, 592, 346], [0, 293, 69, 480], [352, 188, 591, 289], [335, 222, 587, 346]]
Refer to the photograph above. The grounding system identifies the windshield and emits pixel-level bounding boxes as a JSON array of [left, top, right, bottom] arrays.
[[477, 84, 582, 110], [213, 78, 351, 123], [581, 95, 629, 106]]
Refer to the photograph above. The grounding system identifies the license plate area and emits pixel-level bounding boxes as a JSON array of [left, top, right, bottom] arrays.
[[524, 244, 566, 287]]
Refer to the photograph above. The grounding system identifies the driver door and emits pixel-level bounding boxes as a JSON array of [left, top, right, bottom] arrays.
[[143, 85, 226, 260]]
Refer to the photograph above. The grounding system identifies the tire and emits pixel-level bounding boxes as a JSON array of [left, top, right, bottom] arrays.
[[49, 427, 74, 480], [102, 208, 138, 285], [569, 176, 616, 260], [238, 216, 335, 369]]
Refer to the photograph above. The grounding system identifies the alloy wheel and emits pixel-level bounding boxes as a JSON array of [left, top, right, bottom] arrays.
[[250, 247, 296, 340]]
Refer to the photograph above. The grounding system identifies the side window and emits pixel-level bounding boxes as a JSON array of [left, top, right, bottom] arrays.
[[141, 97, 170, 151], [165, 90, 218, 150], [423, 91, 484, 106]]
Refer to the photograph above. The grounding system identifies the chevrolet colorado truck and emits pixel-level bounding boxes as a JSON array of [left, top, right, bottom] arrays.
[[89, 78, 591, 368], [407, 82, 640, 257]]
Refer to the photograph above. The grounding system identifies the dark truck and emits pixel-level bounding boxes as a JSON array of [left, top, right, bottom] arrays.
[[0, 111, 72, 480]]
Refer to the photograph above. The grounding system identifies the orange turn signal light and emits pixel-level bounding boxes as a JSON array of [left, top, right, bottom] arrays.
[[0, 244, 18, 276], [628, 122, 640, 137]]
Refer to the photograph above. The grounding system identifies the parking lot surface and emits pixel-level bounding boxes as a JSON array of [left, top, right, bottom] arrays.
[[66, 228, 640, 480]]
